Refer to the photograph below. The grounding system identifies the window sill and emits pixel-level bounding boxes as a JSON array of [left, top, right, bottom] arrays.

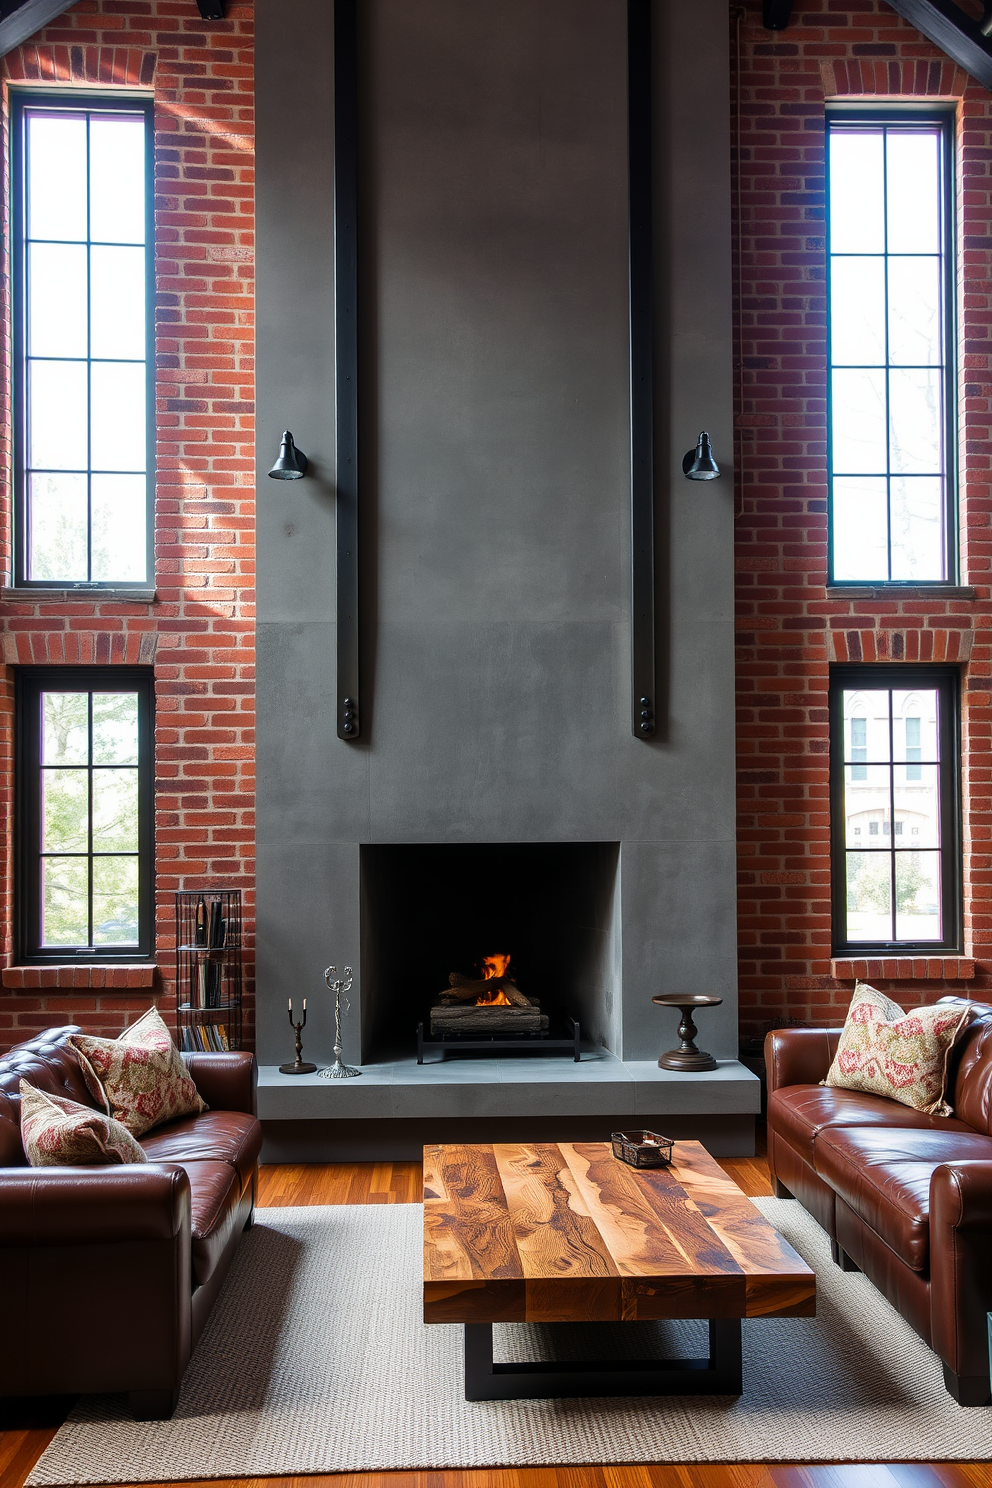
[[2, 964, 158, 990], [1, 588, 158, 603], [825, 585, 975, 600], [831, 956, 974, 981]]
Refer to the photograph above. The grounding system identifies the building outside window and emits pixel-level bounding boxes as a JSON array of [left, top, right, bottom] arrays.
[[16, 669, 154, 962], [10, 93, 154, 588], [830, 667, 960, 952], [827, 112, 954, 584]]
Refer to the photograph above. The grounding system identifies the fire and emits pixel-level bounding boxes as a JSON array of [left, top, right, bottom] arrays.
[[476, 952, 513, 1005]]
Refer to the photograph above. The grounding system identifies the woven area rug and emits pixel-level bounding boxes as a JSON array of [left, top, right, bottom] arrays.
[[27, 1197, 992, 1482]]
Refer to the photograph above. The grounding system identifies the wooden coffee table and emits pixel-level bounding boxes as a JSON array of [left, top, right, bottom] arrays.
[[423, 1140, 815, 1400]]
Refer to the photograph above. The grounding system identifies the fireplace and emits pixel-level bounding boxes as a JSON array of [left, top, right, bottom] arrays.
[[255, 0, 744, 1135], [360, 843, 620, 1060]]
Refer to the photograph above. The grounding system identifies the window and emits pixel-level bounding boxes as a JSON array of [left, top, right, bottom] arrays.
[[830, 667, 960, 952], [16, 669, 154, 962], [11, 93, 153, 588], [827, 113, 954, 584]]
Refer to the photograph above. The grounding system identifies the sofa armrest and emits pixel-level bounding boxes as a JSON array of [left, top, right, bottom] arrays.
[[182, 1051, 257, 1116], [764, 1028, 840, 1096], [0, 1164, 191, 1245], [930, 1161, 992, 1382], [0, 1164, 193, 1400]]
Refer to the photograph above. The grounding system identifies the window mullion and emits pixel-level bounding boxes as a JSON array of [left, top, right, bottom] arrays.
[[882, 127, 893, 583], [85, 110, 93, 584], [888, 690, 897, 944], [87, 692, 94, 949]]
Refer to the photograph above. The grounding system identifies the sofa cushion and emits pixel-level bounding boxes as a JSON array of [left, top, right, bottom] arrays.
[[0, 1026, 88, 1167], [768, 1084, 972, 1167], [71, 1007, 207, 1138], [824, 984, 973, 1117], [19, 1080, 147, 1167], [180, 1159, 243, 1287], [141, 1110, 261, 1193], [814, 1125, 992, 1272]]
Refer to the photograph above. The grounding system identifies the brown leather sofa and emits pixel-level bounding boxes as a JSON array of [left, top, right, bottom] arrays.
[[0, 1024, 262, 1419], [766, 997, 992, 1407]]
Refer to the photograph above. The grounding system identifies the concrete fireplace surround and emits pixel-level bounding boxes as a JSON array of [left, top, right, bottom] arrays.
[[254, 0, 757, 1156]]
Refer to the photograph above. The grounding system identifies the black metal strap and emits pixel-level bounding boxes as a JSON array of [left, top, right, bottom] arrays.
[[628, 0, 656, 740], [335, 0, 361, 740]]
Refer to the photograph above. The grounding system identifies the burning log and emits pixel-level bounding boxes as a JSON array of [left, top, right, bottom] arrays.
[[429, 1005, 549, 1037], [429, 951, 547, 1039], [442, 972, 533, 1008]]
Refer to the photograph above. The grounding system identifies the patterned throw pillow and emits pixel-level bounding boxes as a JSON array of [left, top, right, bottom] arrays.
[[824, 982, 973, 1117], [71, 1006, 207, 1138], [19, 1079, 147, 1166]]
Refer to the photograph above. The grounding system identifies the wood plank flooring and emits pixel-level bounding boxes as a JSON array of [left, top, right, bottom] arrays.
[[2, 1149, 990, 1488]]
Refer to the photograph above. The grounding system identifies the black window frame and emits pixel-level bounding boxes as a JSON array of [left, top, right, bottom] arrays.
[[830, 664, 961, 955], [16, 666, 155, 963], [825, 106, 958, 588], [10, 89, 156, 591]]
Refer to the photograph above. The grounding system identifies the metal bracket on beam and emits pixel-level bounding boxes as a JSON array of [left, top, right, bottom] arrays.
[[763, 0, 795, 28]]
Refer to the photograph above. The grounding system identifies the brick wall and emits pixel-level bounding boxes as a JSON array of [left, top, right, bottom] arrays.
[[734, 0, 992, 1037], [0, 0, 254, 1052]]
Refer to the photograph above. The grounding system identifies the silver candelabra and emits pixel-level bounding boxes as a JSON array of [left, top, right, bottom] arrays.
[[318, 964, 361, 1079]]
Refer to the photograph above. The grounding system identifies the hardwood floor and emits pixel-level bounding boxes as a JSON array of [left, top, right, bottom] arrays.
[[3, 1147, 990, 1488]]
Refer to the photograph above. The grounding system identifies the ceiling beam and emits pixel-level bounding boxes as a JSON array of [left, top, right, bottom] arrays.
[[883, 0, 992, 90], [0, 0, 74, 55], [0, 0, 224, 53]]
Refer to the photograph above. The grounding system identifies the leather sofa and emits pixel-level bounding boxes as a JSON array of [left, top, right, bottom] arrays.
[[766, 997, 992, 1406], [0, 1024, 262, 1419]]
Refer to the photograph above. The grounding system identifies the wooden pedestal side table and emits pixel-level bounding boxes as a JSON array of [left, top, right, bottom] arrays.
[[423, 1140, 815, 1401]]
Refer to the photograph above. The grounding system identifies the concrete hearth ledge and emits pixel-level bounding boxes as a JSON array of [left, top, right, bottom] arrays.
[[257, 1048, 760, 1122]]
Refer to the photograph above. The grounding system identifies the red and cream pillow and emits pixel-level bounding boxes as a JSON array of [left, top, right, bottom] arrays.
[[824, 982, 973, 1117], [71, 1006, 207, 1139], [19, 1079, 147, 1166]]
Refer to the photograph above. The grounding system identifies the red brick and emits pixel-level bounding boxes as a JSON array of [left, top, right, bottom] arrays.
[[0, 0, 254, 1053]]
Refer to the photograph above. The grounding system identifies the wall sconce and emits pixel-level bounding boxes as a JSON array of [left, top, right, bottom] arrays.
[[682, 431, 721, 481], [267, 430, 308, 480]]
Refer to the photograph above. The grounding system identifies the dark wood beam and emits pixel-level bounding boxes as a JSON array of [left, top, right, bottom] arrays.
[[0, 0, 223, 52], [883, 0, 992, 90], [763, 0, 796, 29]]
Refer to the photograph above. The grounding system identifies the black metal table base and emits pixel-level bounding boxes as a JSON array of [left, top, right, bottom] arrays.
[[463, 1319, 743, 1400]]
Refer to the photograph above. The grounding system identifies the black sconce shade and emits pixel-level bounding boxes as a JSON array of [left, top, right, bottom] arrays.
[[682, 431, 721, 481], [268, 430, 308, 481]]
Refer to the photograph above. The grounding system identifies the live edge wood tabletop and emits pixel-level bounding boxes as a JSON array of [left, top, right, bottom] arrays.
[[422, 1140, 816, 1326]]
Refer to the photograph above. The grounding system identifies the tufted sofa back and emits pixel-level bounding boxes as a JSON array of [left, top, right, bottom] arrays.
[[0, 1025, 91, 1166], [941, 998, 992, 1136]]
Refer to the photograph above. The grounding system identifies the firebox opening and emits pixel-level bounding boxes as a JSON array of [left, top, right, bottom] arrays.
[[359, 843, 621, 1061]]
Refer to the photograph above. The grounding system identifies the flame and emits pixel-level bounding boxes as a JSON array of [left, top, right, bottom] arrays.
[[476, 952, 513, 1005]]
